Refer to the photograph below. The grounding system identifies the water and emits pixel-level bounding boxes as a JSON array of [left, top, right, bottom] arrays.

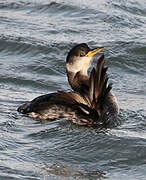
[[0, 0, 146, 179]]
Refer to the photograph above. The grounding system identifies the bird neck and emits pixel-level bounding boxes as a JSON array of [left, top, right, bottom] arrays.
[[66, 56, 92, 76], [66, 70, 89, 92], [66, 56, 93, 92]]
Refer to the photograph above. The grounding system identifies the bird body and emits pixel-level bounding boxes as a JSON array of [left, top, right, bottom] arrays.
[[18, 43, 119, 127]]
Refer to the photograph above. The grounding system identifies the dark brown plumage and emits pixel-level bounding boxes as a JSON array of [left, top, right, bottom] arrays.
[[18, 44, 119, 126]]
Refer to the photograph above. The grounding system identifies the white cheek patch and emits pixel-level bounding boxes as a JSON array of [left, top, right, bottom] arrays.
[[66, 57, 92, 74]]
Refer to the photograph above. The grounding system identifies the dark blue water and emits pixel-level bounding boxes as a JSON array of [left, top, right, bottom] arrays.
[[0, 0, 146, 179]]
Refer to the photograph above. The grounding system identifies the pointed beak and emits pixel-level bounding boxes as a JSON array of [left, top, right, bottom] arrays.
[[85, 47, 103, 57]]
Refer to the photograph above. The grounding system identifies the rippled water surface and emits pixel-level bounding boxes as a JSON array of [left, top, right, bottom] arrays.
[[0, 0, 146, 179]]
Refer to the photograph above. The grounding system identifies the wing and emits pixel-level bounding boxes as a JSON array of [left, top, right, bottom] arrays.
[[88, 54, 112, 112], [73, 54, 113, 121], [17, 54, 113, 124], [56, 55, 113, 121], [17, 91, 88, 115]]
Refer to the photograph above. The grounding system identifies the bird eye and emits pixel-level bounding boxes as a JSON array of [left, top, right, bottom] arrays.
[[80, 51, 85, 57]]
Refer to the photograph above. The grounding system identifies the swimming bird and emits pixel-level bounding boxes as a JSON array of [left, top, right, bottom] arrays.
[[17, 43, 119, 126]]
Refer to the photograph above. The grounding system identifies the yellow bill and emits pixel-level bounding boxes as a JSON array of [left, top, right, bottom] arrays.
[[86, 47, 103, 57]]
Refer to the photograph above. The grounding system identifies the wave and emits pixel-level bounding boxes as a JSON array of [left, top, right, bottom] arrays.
[[0, 1, 31, 10], [110, 1, 146, 17], [29, 1, 82, 14], [0, 34, 69, 57]]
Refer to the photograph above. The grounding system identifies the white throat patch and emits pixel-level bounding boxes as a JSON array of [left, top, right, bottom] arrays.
[[66, 56, 93, 75]]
